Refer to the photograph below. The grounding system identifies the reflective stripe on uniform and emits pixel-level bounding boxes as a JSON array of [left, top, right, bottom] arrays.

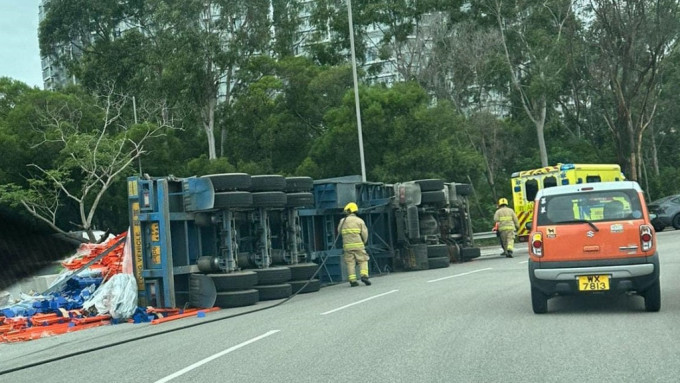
[[342, 228, 361, 234], [344, 242, 364, 249]]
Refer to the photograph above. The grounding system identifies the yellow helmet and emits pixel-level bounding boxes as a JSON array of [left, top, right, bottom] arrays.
[[498, 198, 508, 206], [344, 202, 358, 214]]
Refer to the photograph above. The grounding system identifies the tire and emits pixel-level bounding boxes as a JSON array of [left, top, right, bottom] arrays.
[[214, 191, 253, 208], [250, 175, 286, 192], [289, 279, 321, 294], [454, 183, 472, 196], [426, 244, 449, 259], [255, 283, 292, 301], [285, 192, 314, 208], [174, 291, 190, 308], [285, 177, 313, 192], [252, 192, 287, 208], [644, 279, 661, 312], [413, 179, 445, 192], [672, 214, 680, 230], [214, 289, 259, 308], [253, 266, 292, 285], [203, 173, 251, 191], [427, 256, 450, 269], [420, 190, 447, 205], [288, 263, 319, 281], [189, 274, 217, 308], [531, 287, 548, 314], [209, 271, 258, 292], [460, 247, 481, 260], [653, 223, 665, 232]]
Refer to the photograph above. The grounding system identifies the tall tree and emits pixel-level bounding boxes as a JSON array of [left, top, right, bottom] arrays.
[[481, 0, 575, 167], [0, 87, 169, 241], [583, 0, 680, 181]]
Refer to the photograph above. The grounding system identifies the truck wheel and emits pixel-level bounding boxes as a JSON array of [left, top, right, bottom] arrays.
[[285, 192, 314, 208], [426, 244, 449, 259], [252, 192, 287, 208], [214, 289, 259, 308], [413, 179, 445, 192], [427, 256, 450, 269], [460, 247, 481, 260], [285, 177, 313, 192], [255, 283, 292, 301], [214, 191, 253, 208], [288, 263, 319, 280], [644, 279, 661, 312], [531, 287, 548, 314], [420, 190, 447, 205], [202, 173, 251, 191], [250, 175, 286, 192], [454, 183, 472, 196], [253, 266, 292, 285], [209, 271, 258, 292]]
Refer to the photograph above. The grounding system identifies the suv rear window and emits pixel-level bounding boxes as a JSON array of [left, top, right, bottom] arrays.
[[536, 189, 643, 225]]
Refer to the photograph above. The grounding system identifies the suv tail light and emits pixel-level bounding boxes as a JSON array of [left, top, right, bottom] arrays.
[[531, 232, 543, 257], [640, 225, 654, 251]]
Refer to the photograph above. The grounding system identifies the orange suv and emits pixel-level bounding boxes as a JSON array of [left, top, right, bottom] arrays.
[[527, 181, 660, 313]]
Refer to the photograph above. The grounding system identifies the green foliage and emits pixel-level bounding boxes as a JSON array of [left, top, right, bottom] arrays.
[[7, 0, 677, 235], [186, 155, 236, 176]]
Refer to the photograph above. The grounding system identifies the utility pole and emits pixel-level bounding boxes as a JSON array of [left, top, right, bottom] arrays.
[[347, 0, 367, 182]]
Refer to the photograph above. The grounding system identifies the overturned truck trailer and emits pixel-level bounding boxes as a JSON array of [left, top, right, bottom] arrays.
[[126, 174, 479, 308], [298, 176, 480, 283]]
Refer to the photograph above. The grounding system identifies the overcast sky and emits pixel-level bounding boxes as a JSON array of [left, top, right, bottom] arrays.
[[0, 0, 43, 88]]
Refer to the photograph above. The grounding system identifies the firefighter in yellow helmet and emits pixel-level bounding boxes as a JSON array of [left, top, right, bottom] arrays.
[[338, 202, 371, 287], [493, 197, 519, 258]]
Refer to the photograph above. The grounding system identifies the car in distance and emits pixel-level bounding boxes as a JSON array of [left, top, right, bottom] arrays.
[[647, 194, 680, 232], [527, 181, 660, 314]]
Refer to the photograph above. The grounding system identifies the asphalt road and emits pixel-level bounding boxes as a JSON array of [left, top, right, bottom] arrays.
[[2, 230, 680, 382]]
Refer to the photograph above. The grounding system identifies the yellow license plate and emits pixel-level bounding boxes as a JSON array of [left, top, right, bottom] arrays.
[[578, 275, 610, 291]]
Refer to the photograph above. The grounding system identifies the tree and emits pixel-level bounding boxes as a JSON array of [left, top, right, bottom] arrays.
[[303, 81, 483, 181], [227, 57, 354, 174], [582, 0, 680, 181], [481, 0, 575, 167], [0, 87, 169, 242]]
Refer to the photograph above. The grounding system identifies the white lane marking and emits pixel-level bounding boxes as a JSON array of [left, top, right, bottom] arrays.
[[321, 290, 399, 315], [518, 260, 528, 264], [426, 268, 492, 283], [155, 330, 280, 383]]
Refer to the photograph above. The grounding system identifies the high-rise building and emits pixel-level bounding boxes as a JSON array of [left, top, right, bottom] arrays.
[[39, 0, 78, 90]]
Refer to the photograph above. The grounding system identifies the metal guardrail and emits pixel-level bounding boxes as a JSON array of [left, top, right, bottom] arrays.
[[473, 231, 497, 240]]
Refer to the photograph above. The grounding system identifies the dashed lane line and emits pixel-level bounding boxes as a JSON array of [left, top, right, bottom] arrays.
[[426, 268, 493, 283], [320, 290, 399, 315], [155, 330, 280, 383]]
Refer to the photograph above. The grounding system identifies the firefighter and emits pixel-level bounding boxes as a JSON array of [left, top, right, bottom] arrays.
[[338, 202, 371, 287], [493, 198, 519, 258]]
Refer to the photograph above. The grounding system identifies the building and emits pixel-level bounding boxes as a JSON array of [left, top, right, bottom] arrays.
[[38, 0, 78, 90]]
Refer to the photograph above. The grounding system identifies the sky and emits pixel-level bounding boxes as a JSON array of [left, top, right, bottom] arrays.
[[0, 0, 43, 88]]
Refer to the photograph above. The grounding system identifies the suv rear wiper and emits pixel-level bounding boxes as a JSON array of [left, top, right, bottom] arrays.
[[558, 219, 600, 232]]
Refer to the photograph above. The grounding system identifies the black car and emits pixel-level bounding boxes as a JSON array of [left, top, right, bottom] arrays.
[[647, 194, 680, 232]]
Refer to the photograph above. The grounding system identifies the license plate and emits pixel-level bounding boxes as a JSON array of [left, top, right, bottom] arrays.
[[578, 275, 610, 291]]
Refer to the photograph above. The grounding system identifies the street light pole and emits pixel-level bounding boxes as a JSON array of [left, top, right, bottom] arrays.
[[347, 0, 367, 183]]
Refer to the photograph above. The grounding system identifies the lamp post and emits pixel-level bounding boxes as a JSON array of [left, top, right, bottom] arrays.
[[347, 0, 367, 182]]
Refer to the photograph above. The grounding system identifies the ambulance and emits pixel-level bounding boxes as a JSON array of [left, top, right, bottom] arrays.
[[511, 163, 625, 242]]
